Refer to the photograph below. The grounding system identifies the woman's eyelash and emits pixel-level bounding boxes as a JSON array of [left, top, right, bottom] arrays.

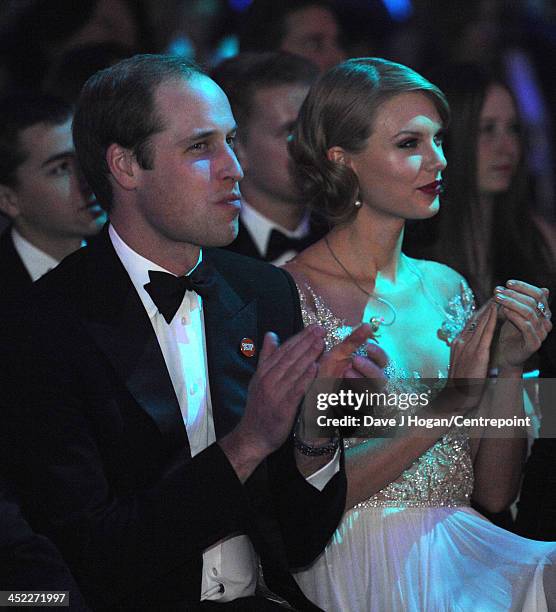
[[397, 133, 444, 149], [398, 139, 418, 148]]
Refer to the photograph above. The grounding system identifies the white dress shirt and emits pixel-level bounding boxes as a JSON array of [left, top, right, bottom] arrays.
[[109, 224, 338, 603], [12, 227, 59, 281], [240, 201, 310, 266]]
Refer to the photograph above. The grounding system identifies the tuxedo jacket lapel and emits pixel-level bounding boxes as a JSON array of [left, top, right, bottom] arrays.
[[201, 253, 317, 607], [77, 230, 189, 456], [202, 250, 258, 437]]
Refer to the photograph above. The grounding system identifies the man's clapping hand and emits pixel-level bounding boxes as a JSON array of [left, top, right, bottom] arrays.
[[219, 325, 326, 481]]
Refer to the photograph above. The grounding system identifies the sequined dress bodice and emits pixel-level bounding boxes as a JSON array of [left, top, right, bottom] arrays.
[[298, 282, 475, 508]]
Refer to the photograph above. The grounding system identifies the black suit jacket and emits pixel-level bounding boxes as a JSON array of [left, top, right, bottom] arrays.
[[2, 230, 345, 610], [0, 227, 33, 305]]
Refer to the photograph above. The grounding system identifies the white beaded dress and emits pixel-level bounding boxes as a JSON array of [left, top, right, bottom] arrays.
[[292, 278, 556, 612]]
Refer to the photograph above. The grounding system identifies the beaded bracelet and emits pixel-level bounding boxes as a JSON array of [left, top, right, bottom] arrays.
[[293, 431, 340, 456]]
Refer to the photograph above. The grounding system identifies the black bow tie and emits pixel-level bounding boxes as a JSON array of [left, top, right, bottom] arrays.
[[265, 229, 313, 262], [144, 261, 216, 324]]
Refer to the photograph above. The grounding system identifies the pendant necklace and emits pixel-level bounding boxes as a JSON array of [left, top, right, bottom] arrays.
[[324, 235, 397, 334]]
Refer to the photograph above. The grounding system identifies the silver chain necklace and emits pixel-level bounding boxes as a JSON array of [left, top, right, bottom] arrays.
[[324, 235, 397, 333]]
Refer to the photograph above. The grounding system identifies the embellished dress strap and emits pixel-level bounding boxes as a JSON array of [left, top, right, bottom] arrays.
[[289, 265, 354, 352]]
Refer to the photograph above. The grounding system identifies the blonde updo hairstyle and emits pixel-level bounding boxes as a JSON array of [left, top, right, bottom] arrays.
[[289, 57, 450, 225]]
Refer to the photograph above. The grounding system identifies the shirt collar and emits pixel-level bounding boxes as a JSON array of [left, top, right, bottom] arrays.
[[109, 224, 202, 319], [11, 227, 60, 281], [240, 200, 310, 257]]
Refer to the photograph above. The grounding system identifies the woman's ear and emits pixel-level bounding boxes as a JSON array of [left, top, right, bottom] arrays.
[[327, 146, 351, 167]]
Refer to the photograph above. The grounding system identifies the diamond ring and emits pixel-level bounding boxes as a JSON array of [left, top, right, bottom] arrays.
[[536, 301, 549, 318]]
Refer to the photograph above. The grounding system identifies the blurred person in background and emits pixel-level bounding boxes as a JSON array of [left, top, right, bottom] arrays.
[[213, 51, 324, 264], [0, 0, 151, 93], [239, 0, 346, 73], [404, 63, 553, 307], [0, 94, 105, 305], [43, 42, 134, 104]]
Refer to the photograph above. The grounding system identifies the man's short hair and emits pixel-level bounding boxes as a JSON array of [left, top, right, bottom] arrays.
[[73, 54, 204, 211], [239, 0, 335, 54], [0, 94, 73, 188], [211, 52, 318, 138]]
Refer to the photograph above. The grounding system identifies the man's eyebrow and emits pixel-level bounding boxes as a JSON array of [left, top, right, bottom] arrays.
[[40, 150, 74, 169], [177, 126, 238, 146], [178, 130, 215, 145]]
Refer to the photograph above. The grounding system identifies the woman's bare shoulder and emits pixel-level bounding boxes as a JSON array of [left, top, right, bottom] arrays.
[[406, 256, 470, 302]]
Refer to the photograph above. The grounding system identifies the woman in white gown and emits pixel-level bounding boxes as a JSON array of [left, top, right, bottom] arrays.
[[284, 58, 555, 611]]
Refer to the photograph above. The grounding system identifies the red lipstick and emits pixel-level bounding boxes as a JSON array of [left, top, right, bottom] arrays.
[[418, 180, 443, 195]]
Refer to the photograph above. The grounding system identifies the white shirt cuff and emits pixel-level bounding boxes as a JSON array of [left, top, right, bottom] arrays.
[[305, 447, 340, 491]]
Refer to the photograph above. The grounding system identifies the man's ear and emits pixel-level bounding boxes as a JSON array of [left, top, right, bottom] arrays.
[[105, 143, 139, 191], [0, 184, 20, 220], [327, 146, 352, 167], [235, 138, 248, 173]]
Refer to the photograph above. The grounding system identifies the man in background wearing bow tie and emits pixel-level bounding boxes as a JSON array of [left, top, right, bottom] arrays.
[[213, 52, 327, 265], [2, 55, 385, 610]]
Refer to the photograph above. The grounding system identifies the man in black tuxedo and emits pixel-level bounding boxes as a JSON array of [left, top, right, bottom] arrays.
[[213, 52, 327, 265], [3, 55, 384, 609], [0, 94, 105, 305]]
